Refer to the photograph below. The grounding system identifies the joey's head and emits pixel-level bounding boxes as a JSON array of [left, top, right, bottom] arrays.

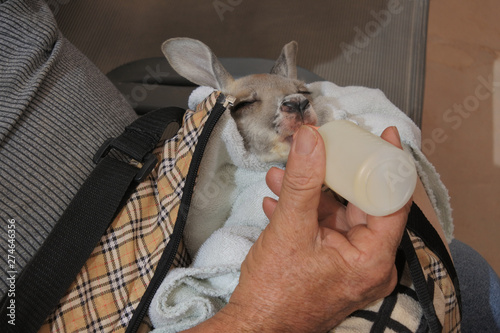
[[162, 38, 322, 163]]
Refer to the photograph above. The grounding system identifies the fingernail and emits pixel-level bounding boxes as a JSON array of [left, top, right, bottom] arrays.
[[293, 126, 318, 156]]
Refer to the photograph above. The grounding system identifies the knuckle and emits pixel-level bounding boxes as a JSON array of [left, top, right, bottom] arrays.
[[283, 168, 318, 193], [287, 169, 312, 185], [353, 253, 396, 294]]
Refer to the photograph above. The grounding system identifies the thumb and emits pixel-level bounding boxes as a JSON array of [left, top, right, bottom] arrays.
[[271, 125, 326, 234]]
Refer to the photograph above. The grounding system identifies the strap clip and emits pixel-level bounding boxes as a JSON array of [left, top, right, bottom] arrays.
[[93, 138, 115, 164], [93, 138, 158, 182], [133, 153, 158, 182]]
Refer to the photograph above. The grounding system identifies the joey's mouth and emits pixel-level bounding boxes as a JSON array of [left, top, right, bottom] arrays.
[[284, 135, 294, 145], [281, 121, 317, 145], [282, 128, 302, 146]]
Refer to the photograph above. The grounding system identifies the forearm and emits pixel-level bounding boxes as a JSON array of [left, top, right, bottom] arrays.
[[180, 303, 273, 333], [182, 299, 357, 333]]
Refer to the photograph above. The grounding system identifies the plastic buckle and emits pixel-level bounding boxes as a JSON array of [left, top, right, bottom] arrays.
[[93, 138, 158, 182], [93, 138, 115, 164], [134, 153, 157, 182]]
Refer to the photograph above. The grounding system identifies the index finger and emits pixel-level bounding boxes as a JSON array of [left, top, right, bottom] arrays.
[[360, 126, 411, 248], [364, 199, 412, 250]]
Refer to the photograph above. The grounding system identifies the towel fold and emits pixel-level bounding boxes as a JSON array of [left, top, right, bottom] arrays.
[[149, 82, 454, 332], [149, 226, 262, 333], [150, 165, 277, 333]]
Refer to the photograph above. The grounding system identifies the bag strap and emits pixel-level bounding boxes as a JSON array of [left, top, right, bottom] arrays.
[[0, 107, 185, 333], [400, 203, 461, 333], [405, 204, 461, 306]]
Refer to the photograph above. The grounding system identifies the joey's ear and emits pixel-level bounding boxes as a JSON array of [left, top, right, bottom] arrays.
[[270, 41, 298, 79], [161, 37, 234, 91]]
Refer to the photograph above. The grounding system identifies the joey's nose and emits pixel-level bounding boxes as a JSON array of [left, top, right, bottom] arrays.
[[281, 97, 310, 114], [299, 98, 310, 111]]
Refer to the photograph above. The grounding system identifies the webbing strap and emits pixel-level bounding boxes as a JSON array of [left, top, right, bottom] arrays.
[[0, 107, 185, 333], [405, 204, 461, 311], [401, 203, 451, 333]]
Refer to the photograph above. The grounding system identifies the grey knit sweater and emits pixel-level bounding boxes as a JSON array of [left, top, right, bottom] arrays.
[[0, 0, 138, 298]]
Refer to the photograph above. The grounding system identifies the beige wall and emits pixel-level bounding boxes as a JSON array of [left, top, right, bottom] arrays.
[[423, 0, 500, 274]]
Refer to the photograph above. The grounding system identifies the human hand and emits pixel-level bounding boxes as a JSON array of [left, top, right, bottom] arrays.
[[266, 125, 409, 235], [206, 125, 411, 333]]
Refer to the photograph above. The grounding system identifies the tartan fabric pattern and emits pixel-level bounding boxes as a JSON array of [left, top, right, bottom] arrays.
[[410, 231, 461, 332], [331, 230, 461, 332], [40, 92, 221, 333]]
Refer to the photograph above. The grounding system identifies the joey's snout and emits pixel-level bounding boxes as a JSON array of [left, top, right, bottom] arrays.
[[274, 94, 318, 142], [280, 94, 311, 115], [278, 94, 317, 127]]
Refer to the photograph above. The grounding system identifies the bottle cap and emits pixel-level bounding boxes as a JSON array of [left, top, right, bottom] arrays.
[[355, 149, 417, 216]]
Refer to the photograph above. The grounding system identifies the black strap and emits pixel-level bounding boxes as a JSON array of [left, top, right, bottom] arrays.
[[0, 107, 185, 333], [401, 203, 461, 333], [406, 204, 461, 310]]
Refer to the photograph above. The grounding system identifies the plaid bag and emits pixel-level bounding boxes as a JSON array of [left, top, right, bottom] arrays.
[[1, 91, 461, 332]]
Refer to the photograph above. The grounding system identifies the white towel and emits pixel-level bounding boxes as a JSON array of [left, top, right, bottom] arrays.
[[149, 82, 454, 332]]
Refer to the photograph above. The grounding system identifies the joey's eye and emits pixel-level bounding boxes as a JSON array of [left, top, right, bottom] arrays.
[[298, 90, 311, 95], [232, 100, 256, 112]]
